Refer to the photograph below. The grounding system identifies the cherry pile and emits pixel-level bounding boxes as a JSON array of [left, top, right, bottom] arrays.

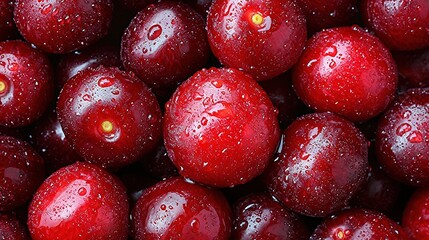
[[0, 0, 428, 239]]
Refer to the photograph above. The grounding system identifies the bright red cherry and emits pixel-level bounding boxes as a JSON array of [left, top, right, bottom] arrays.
[[394, 48, 429, 88], [0, 40, 54, 127], [362, 0, 429, 51], [0, 0, 18, 41], [266, 112, 368, 217], [376, 88, 429, 186], [207, 0, 307, 80], [293, 26, 397, 122], [132, 177, 232, 240], [57, 66, 162, 168], [0, 135, 45, 211], [14, 0, 113, 53], [164, 68, 280, 187], [403, 189, 429, 240], [27, 162, 129, 240], [0, 213, 31, 240]]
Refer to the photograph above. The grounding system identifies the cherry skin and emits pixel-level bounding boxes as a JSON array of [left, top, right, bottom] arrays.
[[0, 40, 54, 127], [376, 88, 429, 186], [163, 68, 280, 188], [393, 48, 429, 88], [0, 135, 45, 211], [14, 0, 113, 54], [132, 177, 232, 240], [362, 0, 429, 51], [207, 0, 307, 81], [266, 112, 369, 217], [293, 26, 397, 122], [310, 209, 407, 239], [121, 2, 209, 88], [402, 189, 429, 240], [0, 213, 31, 240], [0, 0, 18, 41], [231, 193, 310, 240], [57, 66, 162, 169]]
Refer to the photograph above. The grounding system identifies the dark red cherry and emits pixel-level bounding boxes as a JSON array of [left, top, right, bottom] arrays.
[[164, 68, 280, 187], [0, 0, 18, 41], [0, 40, 54, 127], [362, 0, 429, 51], [132, 177, 232, 240], [0, 213, 31, 240], [113, 0, 156, 14], [140, 140, 178, 179], [266, 112, 368, 217], [394, 48, 429, 88], [0, 135, 45, 211], [57, 66, 162, 169], [310, 209, 407, 239], [232, 193, 310, 240], [14, 0, 113, 53], [376, 88, 429, 186], [293, 26, 397, 122], [27, 162, 129, 240], [182, 0, 212, 18], [121, 2, 209, 88], [207, 0, 307, 80], [403, 189, 429, 240]]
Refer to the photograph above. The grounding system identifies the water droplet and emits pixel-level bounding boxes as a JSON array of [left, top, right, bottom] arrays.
[[238, 220, 248, 230], [255, 218, 261, 223], [82, 94, 91, 101], [142, 48, 148, 54], [308, 127, 320, 139], [201, 117, 208, 126], [41, 4, 52, 15], [98, 77, 114, 87], [207, 102, 232, 118], [7, 62, 18, 71], [329, 60, 337, 68], [148, 24, 162, 40], [402, 110, 411, 118], [396, 123, 411, 136], [191, 219, 200, 233], [300, 151, 310, 160], [211, 80, 223, 88], [408, 131, 423, 143], [160, 204, 167, 210], [324, 46, 337, 57], [111, 89, 120, 95], [78, 187, 87, 196]]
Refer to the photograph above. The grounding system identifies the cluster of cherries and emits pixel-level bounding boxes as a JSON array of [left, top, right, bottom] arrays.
[[0, 0, 428, 239]]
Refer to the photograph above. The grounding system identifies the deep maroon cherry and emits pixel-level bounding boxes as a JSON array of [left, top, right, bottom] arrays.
[[27, 162, 129, 240], [0, 213, 31, 240], [232, 193, 310, 240], [402, 189, 429, 240], [376, 88, 429, 186], [0, 40, 54, 127], [293, 26, 397, 122], [362, 0, 429, 51], [121, 2, 209, 88], [132, 177, 232, 240], [113, 0, 156, 14], [14, 0, 113, 53], [394, 48, 429, 88], [57, 66, 162, 168], [0, 0, 18, 41], [207, 0, 307, 80], [310, 209, 407, 239], [266, 112, 368, 217], [183, 0, 212, 18], [0, 135, 45, 211], [140, 140, 178, 179], [163, 68, 280, 187]]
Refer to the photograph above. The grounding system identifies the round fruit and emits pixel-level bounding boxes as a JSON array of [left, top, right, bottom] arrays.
[[0, 0, 18, 41], [0, 213, 30, 240], [403, 189, 429, 240]]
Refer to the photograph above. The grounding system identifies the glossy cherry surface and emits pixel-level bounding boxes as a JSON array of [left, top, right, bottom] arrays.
[[403, 189, 429, 240], [0, 135, 45, 211], [394, 48, 429, 88], [0, 40, 54, 127], [163, 68, 280, 187], [207, 0, 307, 80], [121, 2, 209, 88], [14, 0, 113, 53], [376, 88, 429, 186], [132, 177, 232, 240], [0, 213, 31, 240], [293, 26, 397, 122], [57, 66, 162, 169], [362, 0, 429, 51], [27, 162, 129, 240], [0, 0, 18, 41], [266, 112, 368, 217], [310, 209, 407, 239], [231, 193, 310, 240]]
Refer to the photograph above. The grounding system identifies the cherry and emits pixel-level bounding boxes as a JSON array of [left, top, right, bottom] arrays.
[[121, 2, 209, 88], [207, 0, 307, 80], [163, 68, 280, 187], [402, 189, 429, 240], [0, 0, 18, 41], [393, 48, 429, 88], [57, 66, 162, 168], [362, 0, 429, 51], [27, 162, 129, 240], [183, 0, 212, 18], [14, 0, 113, 53], [293, 26, 397, 122], [0, 135, 45, 211], [266, 112, 368, 217], [310, 209, 407, 239], [113, 0, 156, 14], [231, 193, 310, 239], [376, 88, 429, 186], [132, 177, 232, 240], [0, 40, 54, 127], [0, 213, 30, 240]]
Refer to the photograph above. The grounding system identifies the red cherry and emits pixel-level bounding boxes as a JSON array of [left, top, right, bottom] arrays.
[[164, 68, 280, 187], [0, 135, 45, 211], [27, 162, 129, 240], [0, 40, 54, 127], [393, 48, 429, 88], [293, 26, 397, 122], [0, 213, 31, 240], [266, 112, 369, 217], [132, 177, 232, 240], [362, 0, 429, 51], [14, 0, 113, 53], [207, 0, 307, 80], [57, 66, 162, 168], [0, 0, 18, 41], [403, 189, 429, 240]]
